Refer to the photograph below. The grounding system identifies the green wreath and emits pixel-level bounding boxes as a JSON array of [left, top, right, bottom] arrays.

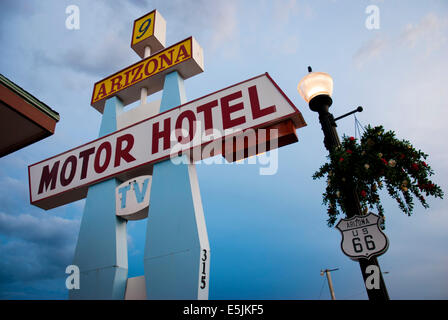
[[312, 125, 444, 227]]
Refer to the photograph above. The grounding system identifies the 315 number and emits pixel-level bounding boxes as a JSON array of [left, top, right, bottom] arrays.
[[200, 249, 208, 289]]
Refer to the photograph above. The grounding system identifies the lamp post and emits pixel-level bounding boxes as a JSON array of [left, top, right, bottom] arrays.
[[298, 67, 390, 301]]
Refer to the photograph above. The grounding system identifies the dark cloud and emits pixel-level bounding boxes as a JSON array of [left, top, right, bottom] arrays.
[[0, 156, 81, 298], [0, 212, 79, 247], [0, 241, 71, 299], [0, 238, 73, 283], [0, 210, 79, 295]]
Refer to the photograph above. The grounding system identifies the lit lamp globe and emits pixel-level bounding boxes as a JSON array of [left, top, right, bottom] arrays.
[[297, 70, 333, 112]]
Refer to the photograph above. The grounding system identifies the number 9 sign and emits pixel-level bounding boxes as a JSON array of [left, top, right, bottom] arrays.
[[131, 10, 166, 58], [136, 18, 151, 40], [132, 11, 155, 45]]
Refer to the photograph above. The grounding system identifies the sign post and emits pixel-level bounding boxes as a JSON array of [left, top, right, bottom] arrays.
[[143, 71, 210, 299], [69, 96, 129, 300], [336, 212, 390, 299]]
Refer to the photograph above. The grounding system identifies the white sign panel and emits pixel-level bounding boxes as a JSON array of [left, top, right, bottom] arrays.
[[336, 213, 389, 260], [29, 73, 306, 210], [116, 175, 151, 220]]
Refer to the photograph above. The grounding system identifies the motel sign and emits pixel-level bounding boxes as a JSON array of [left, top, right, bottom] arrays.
[[29, 74, 304, 210], [28, 10, 306, 299]]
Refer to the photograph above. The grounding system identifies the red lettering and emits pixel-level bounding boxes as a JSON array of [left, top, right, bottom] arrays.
[[221, 91, 246, 130], [175, 110, 196, 144], [94, 83, 107, 101], [248, 85, 276, 119], [152, 118, 171, 154], [144, 58, 158, 76], [131, 64, 144, 83], [94, 142, 112, 173], [197, 100, 218, 132], [158, 49, 175, 71], [110, 75, 122, 93], [38, 161, 60, 194], [115, 134, 136, 167], [79, 147, 95, 180], [60, 155, 77, 187], [123, 69, 133, 87], [175, 44, 190, 63]]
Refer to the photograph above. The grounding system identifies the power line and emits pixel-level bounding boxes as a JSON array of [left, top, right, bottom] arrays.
[[320, 268, 339, 300], [317, 276, 327, 300]]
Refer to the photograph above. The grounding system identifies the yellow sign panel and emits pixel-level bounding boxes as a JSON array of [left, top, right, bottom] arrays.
[[91, 38, 193, 106], [131, 11, 155, 47]]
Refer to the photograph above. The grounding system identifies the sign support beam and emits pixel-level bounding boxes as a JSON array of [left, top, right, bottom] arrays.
[[143, 71, 210, 299], [69, 97, 128, 299]]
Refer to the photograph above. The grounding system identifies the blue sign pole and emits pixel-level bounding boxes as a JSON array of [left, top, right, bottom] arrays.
[[69, 96, 128, 299], [144, 71, 210, 299]]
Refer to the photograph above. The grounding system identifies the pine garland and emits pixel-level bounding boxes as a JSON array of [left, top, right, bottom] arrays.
[[312, 125, 444, 227]]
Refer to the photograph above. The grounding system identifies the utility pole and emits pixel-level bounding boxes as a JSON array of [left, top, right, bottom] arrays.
[[321, 268, 339, 300]]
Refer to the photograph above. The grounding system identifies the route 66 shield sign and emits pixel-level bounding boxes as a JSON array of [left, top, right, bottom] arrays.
[[336, 212, 389, 260]]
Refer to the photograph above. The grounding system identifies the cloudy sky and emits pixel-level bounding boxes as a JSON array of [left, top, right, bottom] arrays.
[[1, 0, 447, 299]]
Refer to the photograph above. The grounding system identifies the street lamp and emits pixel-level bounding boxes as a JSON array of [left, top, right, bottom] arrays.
[[297, 68, 340, 152], [298, 67, 390, 301], [298, 70, 333, 106]]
